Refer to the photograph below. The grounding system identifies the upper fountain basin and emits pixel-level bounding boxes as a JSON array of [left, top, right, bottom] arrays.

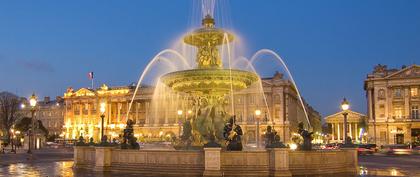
[[160, 68, 259, 95]]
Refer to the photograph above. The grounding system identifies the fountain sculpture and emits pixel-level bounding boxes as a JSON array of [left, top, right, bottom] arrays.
[[160, 14, 259, 147]]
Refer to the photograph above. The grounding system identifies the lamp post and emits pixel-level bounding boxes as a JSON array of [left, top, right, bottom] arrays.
[[341, 98, 350, 145], [100, 102, 106, 143], [28, 93, 37, 154], [255, 109, 261, 148], [177, 110, 183, 137]]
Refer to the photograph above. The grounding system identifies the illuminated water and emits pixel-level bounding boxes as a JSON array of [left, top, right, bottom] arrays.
[[0, 161, 413, 177]]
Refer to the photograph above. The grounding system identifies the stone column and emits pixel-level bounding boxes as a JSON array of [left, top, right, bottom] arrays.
[[94, 146, 114, 172], [269, 148, 292, 177], [331, 123, 335, 141], [349, 123, 352, 140], [337, 123, 340, 141], [203, 148, 222, 176], [355, 123, 358, 141]]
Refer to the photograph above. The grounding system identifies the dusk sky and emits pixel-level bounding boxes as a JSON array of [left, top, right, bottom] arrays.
[[0, 0, 419, 118]]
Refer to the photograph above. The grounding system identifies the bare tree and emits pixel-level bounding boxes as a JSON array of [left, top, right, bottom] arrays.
[[0, 92, 23, 144]]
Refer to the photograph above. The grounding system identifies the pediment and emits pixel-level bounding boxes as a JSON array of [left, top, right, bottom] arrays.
[[386, 65, 420, 79], [74, 88, 95, 97]]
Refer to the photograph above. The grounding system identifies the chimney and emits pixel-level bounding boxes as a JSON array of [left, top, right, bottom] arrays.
[[44, 96, 50, 103]]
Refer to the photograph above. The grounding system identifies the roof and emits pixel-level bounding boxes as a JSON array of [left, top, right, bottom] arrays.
[[324, 110, 366, 120]]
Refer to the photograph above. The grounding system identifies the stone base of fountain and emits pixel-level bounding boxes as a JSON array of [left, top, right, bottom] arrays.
[[74, 147, 358, 176]]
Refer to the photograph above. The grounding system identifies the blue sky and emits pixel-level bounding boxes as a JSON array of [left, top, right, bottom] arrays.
[[0, 0, 419, 118]]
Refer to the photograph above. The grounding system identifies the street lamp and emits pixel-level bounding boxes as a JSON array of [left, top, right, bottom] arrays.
[[255, 109, 261, 148], [100, 102, 106, 143], [341, 98, 350, 145], [177, 110, 183, 137], [28, 93, 37, 154]]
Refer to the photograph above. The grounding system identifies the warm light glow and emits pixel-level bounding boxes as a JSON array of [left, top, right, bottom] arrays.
[[119, 124, 125, 129], [341, 98, 349, 111], [100, 102, 106, 114], [187, 110, 192, 114], [20, 104, 26, 109], [177, 110, 183, 115], [15, 131, 20, 134], [159, 131, 164, 136], [290, 143, 298, 150], [29, 93, 37, 107], [255, 109, 261, 116]]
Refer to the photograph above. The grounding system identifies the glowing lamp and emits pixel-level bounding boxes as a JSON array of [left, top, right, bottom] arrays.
[[341, 98, 349, 111], [100, 102, 106, 114], [177, 110, 183, 115], [255, 109, 261, 116], [29, 93, 37, 107]]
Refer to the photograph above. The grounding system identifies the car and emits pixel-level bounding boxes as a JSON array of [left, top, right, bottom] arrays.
[[322, 143, 338, 150], [357, 144, 375, 155], [382, 144, 412, 155]]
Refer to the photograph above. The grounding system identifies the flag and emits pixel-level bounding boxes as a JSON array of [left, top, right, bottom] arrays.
[[88, 72, 94, 80]]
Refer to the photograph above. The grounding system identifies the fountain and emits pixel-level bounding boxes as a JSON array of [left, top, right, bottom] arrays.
[[160, 14, 258, 147], [74, 1, 358, 176]]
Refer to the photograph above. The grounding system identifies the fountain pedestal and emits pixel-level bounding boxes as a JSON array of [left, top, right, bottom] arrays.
[[203, 147, 222, 177], [269, 148, 292, 177], [94, 146, 114, 172]]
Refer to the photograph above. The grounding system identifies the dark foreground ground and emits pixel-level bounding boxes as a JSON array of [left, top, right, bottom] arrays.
[[0, 149, 419, 177]]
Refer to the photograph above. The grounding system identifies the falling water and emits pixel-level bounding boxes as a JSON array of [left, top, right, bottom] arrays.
[[127, 49, 190, 118], [234, 56, 272, 122], [249, 49, 311, 128], [202, 0, 216, 17]]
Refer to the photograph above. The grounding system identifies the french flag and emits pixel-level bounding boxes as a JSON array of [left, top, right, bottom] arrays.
[[88, 72, 94, 80]]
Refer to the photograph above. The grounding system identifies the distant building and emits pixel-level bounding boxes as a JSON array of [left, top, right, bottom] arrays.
[[364, 64, 420, 145], [21, 96, 65, 136], [325, 110, 367, 143], [63, 72, 321, 144]]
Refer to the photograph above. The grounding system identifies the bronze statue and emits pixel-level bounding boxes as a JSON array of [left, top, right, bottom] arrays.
[[121, 119, 140, 149], [223, 116, 243, 151], [265, 126, 286, 148], [298, 122, 313, 151]]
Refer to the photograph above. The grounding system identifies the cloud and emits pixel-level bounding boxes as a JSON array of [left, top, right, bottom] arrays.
[[15, 59, 55, 73]]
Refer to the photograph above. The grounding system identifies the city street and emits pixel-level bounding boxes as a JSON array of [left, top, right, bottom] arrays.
[[359, 154, 420, 177]]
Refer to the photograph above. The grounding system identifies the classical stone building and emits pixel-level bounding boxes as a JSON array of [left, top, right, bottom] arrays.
[[63, 72, 321, 144], [325, 110, 367, 143], [364, 64, 420, 146], [21, 96, 65, 136]]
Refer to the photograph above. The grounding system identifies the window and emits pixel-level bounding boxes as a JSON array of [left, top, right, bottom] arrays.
[[394, 107, 403, 118], [249, 95, 255, 105], [394, 88, 402, 98], [412, 106, 419, 119], [378, 89, 385, 99], [379, 104, 385, 118], [411, 88, 418, 97]]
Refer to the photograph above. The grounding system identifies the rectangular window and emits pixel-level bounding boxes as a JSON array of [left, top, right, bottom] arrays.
[[394, 107, 403, 119], [411, 88, 418, 97], [394, 88, 402, 98], [412, 106, 419, 119]]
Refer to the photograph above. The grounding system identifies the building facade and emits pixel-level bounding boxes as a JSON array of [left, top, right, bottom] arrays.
[[364, 64, 420, 146], [21, 96, 65, 136], [63, 72, 321, 144], [325, 110, 368, 143]]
